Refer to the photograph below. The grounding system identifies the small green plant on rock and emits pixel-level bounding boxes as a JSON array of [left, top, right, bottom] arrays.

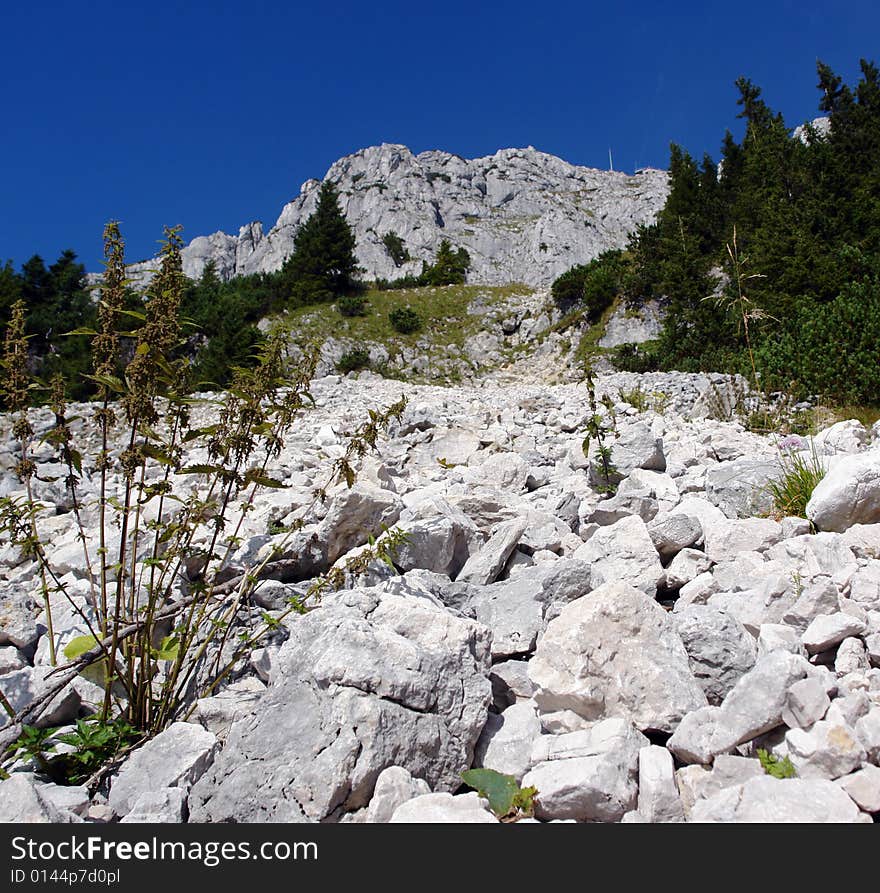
[[619, 383, 650, 413], [461, 768, 537, 821], [757, 748, 797, 779]]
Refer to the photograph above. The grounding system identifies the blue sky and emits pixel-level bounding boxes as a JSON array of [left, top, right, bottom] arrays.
[[1, 1, 876, 271]]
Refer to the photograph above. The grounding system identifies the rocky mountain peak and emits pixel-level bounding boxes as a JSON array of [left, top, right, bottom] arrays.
[[119, 143, 669, 289]]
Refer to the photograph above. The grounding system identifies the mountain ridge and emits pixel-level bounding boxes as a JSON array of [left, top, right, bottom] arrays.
[[120, 143, 669, 288]]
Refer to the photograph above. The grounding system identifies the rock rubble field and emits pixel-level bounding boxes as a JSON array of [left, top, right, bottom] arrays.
[[2, 370, 880, 823]]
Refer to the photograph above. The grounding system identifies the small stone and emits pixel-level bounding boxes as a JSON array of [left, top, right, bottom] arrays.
[[802, 613, 866, 654], [456, 518, 527, 585], [366, 767, 431, 824], [757, 624, 806, 659], [389, 792, 497, 823], [837, 764, 880, 813], [855, 708, 880, 762], [474, 700, 541, 782], [781, 677, 831, 730], [836, 637, 869, 675], [785, 719, 866, 779], [637, 745, 685, 823]]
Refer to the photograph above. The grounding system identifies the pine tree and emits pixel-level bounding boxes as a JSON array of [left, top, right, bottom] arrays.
[[0, 260, 21, 325], [280, 180, 358, 306]]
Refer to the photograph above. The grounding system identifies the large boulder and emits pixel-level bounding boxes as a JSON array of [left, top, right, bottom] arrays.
[[671, 605, 757, 705], [690, 776, 867, 823], [523, 718, 647, 822], [572, 516, 663, 596], [393, 516, 471, 577], [648, 514, 703, 563], [806, 454, 880, 532], [188, 588, 492, 823], [456, 518, 527, 585], [705, 459, 779, 519], [318, 482, 404, 564], [109, 723, 218, 817], [528, 581, 707, 733]]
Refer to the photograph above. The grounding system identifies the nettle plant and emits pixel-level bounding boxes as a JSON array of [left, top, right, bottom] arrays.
[[0, 222, 406, 783], [581, 367, 619, 496]]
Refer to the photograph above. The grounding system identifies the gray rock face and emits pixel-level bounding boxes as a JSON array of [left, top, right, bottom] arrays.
[[119, 789, 188, 824], [393, 516, 471, 577], [319, 482, 403, 564], [0, 775, 72, 823], [668, 651, 816, 764], [0, 666, 81, 729], [474, 700, 541, 782], [115, 144, 668, 289], [573, 516, 663, 595], [598, 301, 664, 348], [456, 518, 526, 586], [786, 719, 867, 779], [604, 422, 666, 476], [637, 744, 685, 823], [528, 582, 707, 733], [648, 514, 703, 563], [188, 589, 492, 822], [802, 613, 866, 654]]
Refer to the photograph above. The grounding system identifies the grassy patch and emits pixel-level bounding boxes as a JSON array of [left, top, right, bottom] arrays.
[[278, 283, 533, 378], [573, 298, 619, 371], [765, 449, 826, 519], [812, 404, 880, 431]]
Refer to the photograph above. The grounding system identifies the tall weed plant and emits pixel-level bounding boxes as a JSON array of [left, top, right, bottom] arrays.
[[0, 223, 406, 782]]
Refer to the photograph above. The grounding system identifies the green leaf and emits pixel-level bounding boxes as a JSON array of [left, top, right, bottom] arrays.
[[62, 327, 98, 337], [68, 449, 83, 475], [84, 373, 125, 393], [180, 464, 226, 475], [152, 635, 179, 661], [461, 768, 534, 818], [244, 473, 287, 489], [117, 308, 147, 321], [63, 635, 99, 661], [141, 444, 174, 465]]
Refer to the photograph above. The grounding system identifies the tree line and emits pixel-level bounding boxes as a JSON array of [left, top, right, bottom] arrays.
[[553, 58, 880, 406], [1, 180, 471, 400]]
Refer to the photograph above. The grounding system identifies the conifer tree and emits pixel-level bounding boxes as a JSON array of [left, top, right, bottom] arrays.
[[280, 180, 358, 306]]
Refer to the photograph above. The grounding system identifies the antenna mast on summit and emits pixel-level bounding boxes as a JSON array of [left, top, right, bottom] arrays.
[[609, 148, 614, 171]]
